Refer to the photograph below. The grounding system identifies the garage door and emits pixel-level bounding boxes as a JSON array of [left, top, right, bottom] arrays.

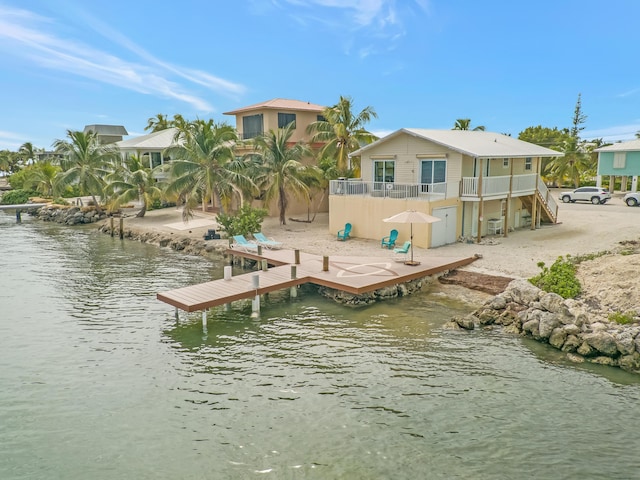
[[431, 206, 457, 247]]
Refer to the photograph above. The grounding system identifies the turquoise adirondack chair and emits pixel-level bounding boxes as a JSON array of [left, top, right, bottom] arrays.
[[232, 235, 259, 252], [337, 223, 352, 241], [393, 241, 411, 262], [253, 232, 283, 249], [381, 229, 399, 249]]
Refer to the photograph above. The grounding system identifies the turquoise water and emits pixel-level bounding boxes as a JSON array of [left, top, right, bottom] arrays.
[[1, 212, 640, 479]]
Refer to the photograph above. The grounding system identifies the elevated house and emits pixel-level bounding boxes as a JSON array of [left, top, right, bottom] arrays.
[[330, 129, 562, 248], [224, 98, 329, 216], [594, 139, 640, 192], [115, 128, 178, 172]]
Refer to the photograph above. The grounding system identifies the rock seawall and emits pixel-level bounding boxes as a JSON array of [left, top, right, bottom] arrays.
[[34, 204, 108, 225], [450, 279, 640, 374]]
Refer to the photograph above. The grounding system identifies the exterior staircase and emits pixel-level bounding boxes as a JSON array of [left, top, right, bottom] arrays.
[[520, 178, 558, 224]]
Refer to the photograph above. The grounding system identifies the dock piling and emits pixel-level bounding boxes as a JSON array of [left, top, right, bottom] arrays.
[[294, 249, 300, 265], [251, 274, 260, 317], [290, 265, 297, 298], [119, 217, 124, 239], [323, 256, 329, 272]]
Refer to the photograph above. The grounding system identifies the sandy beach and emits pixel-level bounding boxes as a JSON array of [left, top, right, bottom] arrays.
[[121, 189, 640, 281]]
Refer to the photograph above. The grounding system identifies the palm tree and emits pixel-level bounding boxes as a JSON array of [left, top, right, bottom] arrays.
[[307, 95, 378, 174], [164, 120, 251, 219], [105, 155, 163, 217], [52, 129, 118, 214], [18, 142, 38, 165], [250, 122, 317, 225], [453, 118, 485, 131], [547, 137, 591, 187], [22, 161, 59, 197], [145, 114, 170, 132]]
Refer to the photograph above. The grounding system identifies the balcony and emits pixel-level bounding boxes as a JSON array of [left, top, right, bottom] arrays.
[[329, 179, 456, 200], [460, 173, 538, 199]]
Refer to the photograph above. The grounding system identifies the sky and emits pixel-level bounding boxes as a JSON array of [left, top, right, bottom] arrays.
[[1, 0, 640, 151]]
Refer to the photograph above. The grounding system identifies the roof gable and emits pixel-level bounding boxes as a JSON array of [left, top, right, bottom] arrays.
[[594, 139, 640, 152], [352, 128, 562, 158], [116, 128, 179, 150], [223, 98, 325, 115]]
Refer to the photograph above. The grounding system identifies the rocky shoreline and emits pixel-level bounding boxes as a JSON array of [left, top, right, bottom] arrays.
[[449, 278, 640, 374]]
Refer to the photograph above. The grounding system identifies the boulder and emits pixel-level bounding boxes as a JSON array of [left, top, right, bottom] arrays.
[[506, 279, 540, 306], [583, 332, 618, 356], [538, 312, 561, 340], [549, 328, 568, 349], [539, 292, 568, 314]]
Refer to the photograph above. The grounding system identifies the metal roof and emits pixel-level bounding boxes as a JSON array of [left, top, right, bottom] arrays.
[[351, 128, 563, 158], [116, 128, 179, 150], [594, 139, 640, 152], [223, 98, 325, 115], [83, 124, 128, 136]]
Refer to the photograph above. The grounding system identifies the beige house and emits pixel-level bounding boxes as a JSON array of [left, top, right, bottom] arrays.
[[224, 98, 329, 217], [115, 128, 178, 171], [330, 129, 561, 248]]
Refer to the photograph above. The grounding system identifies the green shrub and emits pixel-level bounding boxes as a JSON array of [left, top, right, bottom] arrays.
[[529, 255, 582, 299], [217, 204, 267, 238], [0, 189, 39, 205], [609, 311, 635, 325]]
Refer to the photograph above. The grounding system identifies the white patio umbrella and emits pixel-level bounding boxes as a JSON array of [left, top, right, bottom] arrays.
[[383, 210, 441, 265]]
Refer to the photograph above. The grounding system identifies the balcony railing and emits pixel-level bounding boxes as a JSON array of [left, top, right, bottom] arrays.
[[460, 173, 537, 198], [329, 179, 455, 200]]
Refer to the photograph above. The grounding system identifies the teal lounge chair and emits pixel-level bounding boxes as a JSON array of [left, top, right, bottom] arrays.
[[232, 235, 259, 252], [337, 223, 352, 241], [253, 232, 283, 249], [393, 241, 411, 262], [381, 229, 399, 249]]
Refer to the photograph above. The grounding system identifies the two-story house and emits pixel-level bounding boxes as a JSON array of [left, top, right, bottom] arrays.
[[330, 128, 561, 248], [594, 139, 640, 192]]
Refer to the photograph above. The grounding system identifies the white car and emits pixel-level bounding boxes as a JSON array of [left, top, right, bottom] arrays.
[[559, 187, 611, 205], [623, 192, 640, 206]]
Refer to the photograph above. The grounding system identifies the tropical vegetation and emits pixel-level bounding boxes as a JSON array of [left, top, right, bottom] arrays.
[[452, 118, 485, 131], [307, 95, 378, 176]]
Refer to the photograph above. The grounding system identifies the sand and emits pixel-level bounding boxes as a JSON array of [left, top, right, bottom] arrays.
[[123, 189, 640, 281]]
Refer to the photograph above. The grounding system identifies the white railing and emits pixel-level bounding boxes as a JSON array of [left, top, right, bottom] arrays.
[[537, 177, 558, 215], [329, 180, 452, 200], [461, 174, 539, 197]]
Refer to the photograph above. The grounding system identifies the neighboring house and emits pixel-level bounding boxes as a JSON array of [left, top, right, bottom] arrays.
[[83, 124, 128, 144], [223, 98, 325, 144], [594, 139, 640, 192], [115, 128, 179, 173], [224, 98, 329, 217], [331, 129, 562, 248]]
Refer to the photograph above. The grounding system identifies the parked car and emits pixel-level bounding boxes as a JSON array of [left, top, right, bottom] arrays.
[[623, 192, 640, 206], [559, 187, 611, 204]]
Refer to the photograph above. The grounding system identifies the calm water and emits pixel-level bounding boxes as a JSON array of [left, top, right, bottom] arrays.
[[1, 212, 640, 479]]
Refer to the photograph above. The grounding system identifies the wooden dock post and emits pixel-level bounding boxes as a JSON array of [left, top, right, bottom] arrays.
[[294, 249, 300, 265], [110, 217, 114, 237], [202, 310, 207, 333], [119, 217, 124, 239], [257, 245, 263, 256], [323, 256, 329, 272], [290, 265, 297, 298], [261, 259, 268, 271], [251, 273, 260, 317], [15, 209, 21, 223]]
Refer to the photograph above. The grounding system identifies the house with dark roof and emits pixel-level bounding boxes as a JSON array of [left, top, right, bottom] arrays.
[[83, 124, 128, 144]]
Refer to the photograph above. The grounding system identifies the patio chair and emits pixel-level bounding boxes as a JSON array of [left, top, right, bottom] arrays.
[[337, 222, 352, 241], [393, 241, 411, 262], [231, 235, 259, 252], [381, 229, 399, 249], [253, 232, 283, 249]]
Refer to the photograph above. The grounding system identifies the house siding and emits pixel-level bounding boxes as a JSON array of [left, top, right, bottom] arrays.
[[598, 151, 640, 176]]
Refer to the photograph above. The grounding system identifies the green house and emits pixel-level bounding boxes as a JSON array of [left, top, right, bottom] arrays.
[[594, 139, 640, 191]]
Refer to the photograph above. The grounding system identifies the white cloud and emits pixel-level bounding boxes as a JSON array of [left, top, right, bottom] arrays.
[[583, 124, 640, 142], [0, 6, 246, 112]]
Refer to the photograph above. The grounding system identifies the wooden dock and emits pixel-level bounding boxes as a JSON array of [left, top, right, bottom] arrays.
[[157, 247, 476, 313]]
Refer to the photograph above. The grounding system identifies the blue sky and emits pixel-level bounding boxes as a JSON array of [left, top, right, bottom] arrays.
[[1, 0, 639, 151]]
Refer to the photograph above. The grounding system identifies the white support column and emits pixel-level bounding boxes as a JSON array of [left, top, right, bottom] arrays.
[[202, 310, 208, 334], [251, 274, 260, 317]]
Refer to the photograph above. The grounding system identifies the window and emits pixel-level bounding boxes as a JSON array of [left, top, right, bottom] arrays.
[[151, 152, 162, 168], [278, 113, 296, 129], [420, 159, 446, 192], [374, 160, 395, 184], [317, 115, 326, 122], [503, 158, 509, 168], [525, 157, 532, 171], [242, 114, 263, 139], [614, 152, 626, 169]]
